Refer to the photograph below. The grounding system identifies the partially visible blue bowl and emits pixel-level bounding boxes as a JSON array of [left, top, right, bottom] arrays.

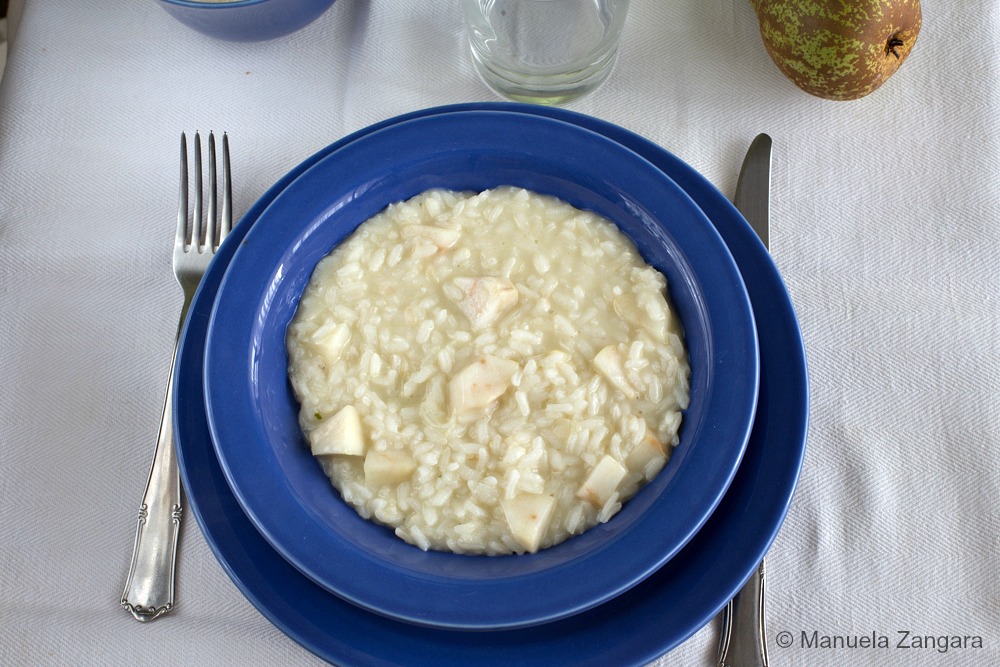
[[157, 0, 336, 42], [203, 110, 759, 630]]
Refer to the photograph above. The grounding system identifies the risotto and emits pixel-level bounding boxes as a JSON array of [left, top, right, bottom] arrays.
[[286, 187, 690, 555]]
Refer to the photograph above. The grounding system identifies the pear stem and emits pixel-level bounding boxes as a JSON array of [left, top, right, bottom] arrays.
[[887, 36, 905, 59]]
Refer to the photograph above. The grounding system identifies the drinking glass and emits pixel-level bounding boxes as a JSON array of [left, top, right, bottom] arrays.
[[462, 0, 632, 105]]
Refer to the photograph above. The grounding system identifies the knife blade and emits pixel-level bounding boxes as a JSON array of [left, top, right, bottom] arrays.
[[734, 133, 772, 250], [717, 133, 773, 667]]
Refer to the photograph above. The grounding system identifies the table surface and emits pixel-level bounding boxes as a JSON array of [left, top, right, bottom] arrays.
[[1, 1, 998, 665]]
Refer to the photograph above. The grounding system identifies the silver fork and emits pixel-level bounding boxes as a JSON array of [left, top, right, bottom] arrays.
[[121, 131, 232, 622]]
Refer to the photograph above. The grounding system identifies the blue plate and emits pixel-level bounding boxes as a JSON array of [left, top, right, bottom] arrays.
[[202, 110, 759, 630], [175, 103, 807, 665]]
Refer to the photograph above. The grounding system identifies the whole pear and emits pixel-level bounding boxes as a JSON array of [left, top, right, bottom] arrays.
[[750, 0, 922, 100]]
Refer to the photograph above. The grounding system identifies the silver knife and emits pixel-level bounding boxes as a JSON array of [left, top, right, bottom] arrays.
[[717, 133, 772, 667]]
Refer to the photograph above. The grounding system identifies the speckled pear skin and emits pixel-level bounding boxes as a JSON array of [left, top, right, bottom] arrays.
[[750, 0, 922, 100]]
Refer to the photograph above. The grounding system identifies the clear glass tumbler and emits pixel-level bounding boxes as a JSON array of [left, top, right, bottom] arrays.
[[462, 0, 631, 105]]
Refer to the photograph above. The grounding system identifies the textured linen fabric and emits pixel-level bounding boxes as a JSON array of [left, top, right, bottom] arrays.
[[0, 0, 998, 665]]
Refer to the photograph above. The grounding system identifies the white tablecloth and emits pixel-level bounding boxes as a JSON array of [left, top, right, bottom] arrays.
[[1, 0, 997, 665]]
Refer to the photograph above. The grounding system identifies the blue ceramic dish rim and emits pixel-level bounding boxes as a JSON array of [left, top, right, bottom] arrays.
[[202, 110, 759, 630], [174, 102, 808, 666], [156, 0, 336, 43], [159, 0, 283, 8]]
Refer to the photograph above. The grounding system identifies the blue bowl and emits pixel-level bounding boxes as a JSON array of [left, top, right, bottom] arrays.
[[157, 0, 336, 42], [203, 110, 759, 630]]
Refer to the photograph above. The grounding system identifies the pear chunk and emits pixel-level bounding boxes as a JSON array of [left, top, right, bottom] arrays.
[[308, 405, 366, 457], [614, 292, 671, 342], [626, 430, 668, 481], [452, 276, 519, 330], [502, 493, 556, 553], [309, 321, 351, 361], [448, 355, 519, 414], [364, 449, 417, 487], [593, 345, 640, 399], [400, 224, 460, 249], [576, 455, 627, 507]]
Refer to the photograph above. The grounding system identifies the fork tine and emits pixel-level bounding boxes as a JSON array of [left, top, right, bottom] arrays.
[[206, 132, 218, 251], [220, 133, 233, 243], [192, 131, 204, 250], [176, 133, 188, 250]]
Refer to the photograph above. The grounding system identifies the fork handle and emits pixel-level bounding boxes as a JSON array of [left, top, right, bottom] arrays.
[[718, 559, 768, 667], [121, 332, 183, 622]]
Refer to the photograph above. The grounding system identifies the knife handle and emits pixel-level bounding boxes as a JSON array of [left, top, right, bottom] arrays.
[[718, 559, 768, 666]]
